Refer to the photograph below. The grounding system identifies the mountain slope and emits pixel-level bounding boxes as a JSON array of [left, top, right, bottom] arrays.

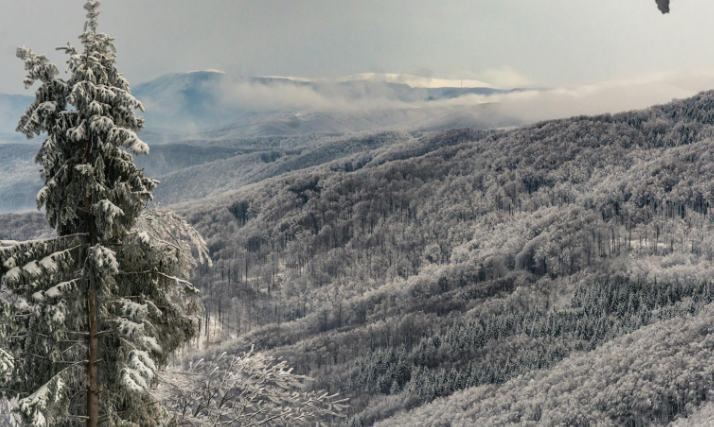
[[5, 87, 714, 426], [377, 305, 714, 427], [147, 131, 412, 204], [168, 90, 714, 426], [0, 71, 521, 212]]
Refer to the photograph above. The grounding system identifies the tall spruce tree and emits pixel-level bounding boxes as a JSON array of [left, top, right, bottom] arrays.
[[0, 2, 206, 426]]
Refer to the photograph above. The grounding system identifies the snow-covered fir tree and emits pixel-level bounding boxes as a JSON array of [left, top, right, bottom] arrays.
[[0, 2, 207, 426]]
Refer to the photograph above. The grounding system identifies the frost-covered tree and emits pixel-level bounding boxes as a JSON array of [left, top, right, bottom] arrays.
[[0, 3, 207, 426], [160, 347, 348, 426]]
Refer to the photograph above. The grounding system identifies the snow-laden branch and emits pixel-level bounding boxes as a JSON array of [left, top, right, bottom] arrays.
[[15, 362, 82, 427], [134, 209, 212, 275], [31, 279, 81, 303], [0, 348, 13, 379], [0, 234, 87, 250], [159, 347, 348, 426], [2, 244, 84, 291]]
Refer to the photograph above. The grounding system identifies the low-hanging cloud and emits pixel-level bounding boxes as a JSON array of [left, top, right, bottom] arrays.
[[463, 66, 533, 90], [208, 69, 714, 131], [215, 79, 360, 113], [481, 69, 714, 124], [4, 68, 713, 137]]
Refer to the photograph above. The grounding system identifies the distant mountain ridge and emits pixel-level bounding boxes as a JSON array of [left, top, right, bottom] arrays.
[[132, 71, 517, 134], [0, 71, 522, 212], [0, 71, 517, 135]]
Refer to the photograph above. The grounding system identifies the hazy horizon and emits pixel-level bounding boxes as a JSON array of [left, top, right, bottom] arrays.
[[0, 0, 711, 97]]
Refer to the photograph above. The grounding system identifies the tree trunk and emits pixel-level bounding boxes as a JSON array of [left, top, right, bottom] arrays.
[[85, 186, 99, 427], [87, 289, 99, 427]]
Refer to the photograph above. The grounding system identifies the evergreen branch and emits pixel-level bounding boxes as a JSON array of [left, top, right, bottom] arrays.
[[0, 233, 88, 248], [116, 270, 196, 288]]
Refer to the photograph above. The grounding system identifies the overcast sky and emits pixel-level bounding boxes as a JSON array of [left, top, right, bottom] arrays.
[[0, 0, 711, 94]]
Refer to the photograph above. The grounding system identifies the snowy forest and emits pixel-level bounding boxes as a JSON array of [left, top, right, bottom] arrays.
[[6, 0, 714, 426]]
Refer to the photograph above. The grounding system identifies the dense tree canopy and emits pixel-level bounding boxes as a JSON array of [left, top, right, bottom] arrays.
[[166, 90, 714, 426]]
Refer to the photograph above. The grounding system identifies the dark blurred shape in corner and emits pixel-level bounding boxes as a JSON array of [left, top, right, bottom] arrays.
[[656, 0, 670, 14]]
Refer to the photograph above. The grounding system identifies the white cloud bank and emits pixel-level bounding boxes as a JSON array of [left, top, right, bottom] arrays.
[[6, 67, 714, 136], [214, 68, 714, 126], [484, 69, 714, 123]]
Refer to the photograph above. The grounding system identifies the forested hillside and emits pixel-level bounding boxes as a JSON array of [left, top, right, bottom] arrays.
[[144, 131, 413, 204], [166, 90, 714, 426], [0, 212, 51, 241], [5, 90, 714, 425], [0, 88, 518, 212], [2, 0, 706, 425]]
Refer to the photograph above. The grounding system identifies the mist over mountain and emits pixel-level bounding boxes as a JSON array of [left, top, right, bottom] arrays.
[[0, 71, 513, 136], [131, 71, 516, 134], [6, 68, 714, 213], [5, 68, 714, 140], [0, 71, 524, 213]]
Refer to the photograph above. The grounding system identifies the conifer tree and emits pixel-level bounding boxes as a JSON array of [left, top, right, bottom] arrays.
[[0, 2, 206, 426]]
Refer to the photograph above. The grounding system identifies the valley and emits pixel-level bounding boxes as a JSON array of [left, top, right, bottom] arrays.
[[3, 2, 710, 426], [5, 89, 714, 425]]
